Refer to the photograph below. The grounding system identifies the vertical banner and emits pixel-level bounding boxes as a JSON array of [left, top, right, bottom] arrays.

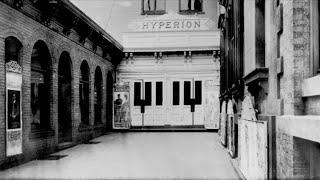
[[204, 80, 220, 129], [220, 101, 227, 145], [239, 95, 268, 179], [113, 82, 131, 129], [239, 119, 268, 179], [227, 100, 234, 156], [6, 61, 23, 156]]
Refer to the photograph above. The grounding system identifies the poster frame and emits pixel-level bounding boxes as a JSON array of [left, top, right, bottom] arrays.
[[113, 82, 131, 130]]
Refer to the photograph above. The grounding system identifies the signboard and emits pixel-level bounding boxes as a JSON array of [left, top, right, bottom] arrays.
[[227, 100, 234, 156], [204, 80, 219, 129], [239, 119, 268, 179], [220, 101, 227, 145], [113, 82, 131, 129], [239, 96, 268, 179], [6, 61, 23, 156], [128, 10, 215, 32]]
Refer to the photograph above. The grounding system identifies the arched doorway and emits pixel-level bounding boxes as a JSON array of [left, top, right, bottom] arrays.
[[80, 61, 90, 126], [58, 52, 72, 143], [30, 40, 51, 130], [106, 71, 113, 129], [94, 67, 102, 125]]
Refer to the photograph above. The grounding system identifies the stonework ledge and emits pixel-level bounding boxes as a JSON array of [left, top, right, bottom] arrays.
[[302, 75, 320, 97], [243, 68, 269, 86], [277, 115, 320, 144]]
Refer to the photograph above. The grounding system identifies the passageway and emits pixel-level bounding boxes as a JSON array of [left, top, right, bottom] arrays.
[[0, 132, 239, 179]]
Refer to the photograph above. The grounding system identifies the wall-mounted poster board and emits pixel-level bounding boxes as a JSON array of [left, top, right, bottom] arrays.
[[113, 82, 131, 129], [6, 61, 23, 156]]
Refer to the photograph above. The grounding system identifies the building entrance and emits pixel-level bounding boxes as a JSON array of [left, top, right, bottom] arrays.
[[130, 77, 204, 127]]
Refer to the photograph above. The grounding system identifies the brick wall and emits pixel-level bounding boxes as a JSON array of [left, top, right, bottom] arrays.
[[0, 2, 115, 167], [276, 131, 293, 178], [292, 0, 310, 115], [0, 37, 5, 164], [293, 137, 311, 179], [276, 115, 320, 179]]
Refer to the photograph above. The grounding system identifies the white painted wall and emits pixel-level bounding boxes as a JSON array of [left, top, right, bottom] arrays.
[[70, 0, 219, 43]]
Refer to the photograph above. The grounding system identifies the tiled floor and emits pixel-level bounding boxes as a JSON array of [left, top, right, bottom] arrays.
[[0, 132, 239, 179]]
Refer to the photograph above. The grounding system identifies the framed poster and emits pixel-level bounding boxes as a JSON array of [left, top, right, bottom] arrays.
[[6, 90, 22, 156], [7, 90, 21, 129], [113, 82, 131, 129], [6, 60, 23, 157]]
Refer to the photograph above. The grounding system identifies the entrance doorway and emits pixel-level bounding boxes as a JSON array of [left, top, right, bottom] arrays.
[[130, 77, 203, 127], [58, 52, 72, 143]]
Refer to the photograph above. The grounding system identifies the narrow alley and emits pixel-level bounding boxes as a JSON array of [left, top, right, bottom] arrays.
[[0, 132, 239, 179]]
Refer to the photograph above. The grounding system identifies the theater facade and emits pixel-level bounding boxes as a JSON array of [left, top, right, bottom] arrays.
[[116, 0, 221, 129]]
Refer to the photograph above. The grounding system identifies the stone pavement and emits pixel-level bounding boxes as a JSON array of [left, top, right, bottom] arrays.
[[0, 132, 239, 179]]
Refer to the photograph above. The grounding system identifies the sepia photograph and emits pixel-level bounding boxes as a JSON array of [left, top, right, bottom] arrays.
[[0, 0, 319, 179]]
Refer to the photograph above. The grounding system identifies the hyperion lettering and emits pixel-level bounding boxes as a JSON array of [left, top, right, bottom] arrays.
[[141, 20, 201, 31]]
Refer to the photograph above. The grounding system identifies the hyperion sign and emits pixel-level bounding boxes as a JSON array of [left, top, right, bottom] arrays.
[[128, 11, 215, 32]]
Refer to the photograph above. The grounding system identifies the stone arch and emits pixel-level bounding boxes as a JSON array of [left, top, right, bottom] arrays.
[[54, 43, 76, 70], [27, 32, 56, 63], [1, 29, 25, 46]]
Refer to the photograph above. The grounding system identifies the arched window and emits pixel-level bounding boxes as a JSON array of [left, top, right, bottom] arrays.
[[94, 67, 103, 125], [80, 61, 90, 125], [58, 51, 72, 143], [5, 36, 23, 131], [30, 41, 51, 130], [5, 36, 22, 64]]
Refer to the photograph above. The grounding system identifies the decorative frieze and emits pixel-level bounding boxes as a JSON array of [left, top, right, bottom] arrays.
[[6, 61, 22, 74]]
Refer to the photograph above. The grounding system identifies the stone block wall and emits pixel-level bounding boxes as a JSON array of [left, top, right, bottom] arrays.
[[276, 130, 294, 178], [276, 115, 320, 179]]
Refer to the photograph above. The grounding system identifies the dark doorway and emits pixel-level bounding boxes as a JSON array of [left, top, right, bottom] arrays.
[[94, 67, 102, 125], [58, 52, 72, 143], [80, 61, 90, 126], [106, 71, 113, 129], [30, 40, 51, 131]]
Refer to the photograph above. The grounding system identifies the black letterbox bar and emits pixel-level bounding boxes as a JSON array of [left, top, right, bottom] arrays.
[[190, 99, 196, 112], [140, 99, 146, 114]]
